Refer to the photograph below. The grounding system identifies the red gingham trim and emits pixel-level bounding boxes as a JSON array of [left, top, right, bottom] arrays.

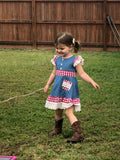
[[47, 96, 80, 104], [56, 70, 76, 77]]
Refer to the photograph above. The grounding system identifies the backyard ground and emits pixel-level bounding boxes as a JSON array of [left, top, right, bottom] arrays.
[[0, 49, 120, 160]]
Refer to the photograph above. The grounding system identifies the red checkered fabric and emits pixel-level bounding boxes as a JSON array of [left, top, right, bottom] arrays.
[[47, 96, 80, 104], [56, 70, 76, 77]]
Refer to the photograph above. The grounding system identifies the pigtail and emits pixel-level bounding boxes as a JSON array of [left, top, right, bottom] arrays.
[[74, 41, 80, 53], [72, 38, 81, 53], [55, 32, 81, 53]]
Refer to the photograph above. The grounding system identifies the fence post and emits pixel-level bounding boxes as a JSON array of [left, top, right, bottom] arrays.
[[32, 0, 37, 49], [103, 0, 107, 51]]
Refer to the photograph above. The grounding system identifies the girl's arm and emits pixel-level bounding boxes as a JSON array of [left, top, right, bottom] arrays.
[[44, 66, 56, 93], [76, 63, 100, 90]]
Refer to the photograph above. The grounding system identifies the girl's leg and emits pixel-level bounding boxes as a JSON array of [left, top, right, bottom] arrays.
[[65, 106, 78, 125], [49, 109, 63, 136], [65, 106, 84, 143], [55, 109, 63, 120]]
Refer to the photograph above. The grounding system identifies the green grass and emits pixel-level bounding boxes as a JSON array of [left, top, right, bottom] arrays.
[[0, 48, 120, 160]]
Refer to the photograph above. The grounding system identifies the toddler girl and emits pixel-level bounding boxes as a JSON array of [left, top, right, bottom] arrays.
[[44, 32, 100, 143]]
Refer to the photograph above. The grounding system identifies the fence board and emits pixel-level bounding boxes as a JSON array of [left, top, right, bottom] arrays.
[[32, 0, 37, 48], [0, 0, 120, 51]]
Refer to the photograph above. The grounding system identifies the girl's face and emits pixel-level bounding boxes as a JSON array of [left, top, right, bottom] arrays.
[[56, 43, 73, 58]]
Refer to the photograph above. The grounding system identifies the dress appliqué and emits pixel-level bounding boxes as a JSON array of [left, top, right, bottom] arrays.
[[62, 80, 72, 91]]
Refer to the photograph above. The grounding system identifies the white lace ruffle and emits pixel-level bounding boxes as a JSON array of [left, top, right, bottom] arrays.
[[45, 101, 81, 112], [51, 58, 55, 65], [51, 55, 59, 66], [73, 55, 84, 67]]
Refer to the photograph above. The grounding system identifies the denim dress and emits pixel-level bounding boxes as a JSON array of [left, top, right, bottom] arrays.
[[45, 55, 84, 112]]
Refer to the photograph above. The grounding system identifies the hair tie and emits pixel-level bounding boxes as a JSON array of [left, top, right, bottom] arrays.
[[72, 38, 75, 45]]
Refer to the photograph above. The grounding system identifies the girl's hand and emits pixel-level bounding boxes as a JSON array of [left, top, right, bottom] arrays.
[[44, 84, 49, 94], [91, 81, 100, 90]]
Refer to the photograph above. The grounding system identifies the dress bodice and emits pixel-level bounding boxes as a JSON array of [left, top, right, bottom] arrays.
[[56, 56, 76, 72]]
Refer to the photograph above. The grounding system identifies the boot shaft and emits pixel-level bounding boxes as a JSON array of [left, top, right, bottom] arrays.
[[49, 118, 63, 136], [71, 121, 82, 134], [55, 119, 63, 130], [67, 121, 84, 143]]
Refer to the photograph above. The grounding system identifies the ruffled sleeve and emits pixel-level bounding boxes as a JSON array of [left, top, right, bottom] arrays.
[[73, 55, 84, 67], [51, 55, 59, 65]]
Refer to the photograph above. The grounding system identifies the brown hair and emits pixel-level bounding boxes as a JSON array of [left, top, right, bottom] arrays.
[[54, 32, 80, 53]]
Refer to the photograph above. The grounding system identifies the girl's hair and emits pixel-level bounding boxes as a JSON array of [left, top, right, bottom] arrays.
[[54, 32, 80, 53]]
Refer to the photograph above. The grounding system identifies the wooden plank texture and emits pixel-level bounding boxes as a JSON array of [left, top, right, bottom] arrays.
[[0, 0, 119, 50]]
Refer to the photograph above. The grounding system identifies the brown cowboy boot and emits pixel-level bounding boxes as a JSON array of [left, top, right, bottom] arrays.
[[67, 121, 84, 143], [49, 119, 63, 136]]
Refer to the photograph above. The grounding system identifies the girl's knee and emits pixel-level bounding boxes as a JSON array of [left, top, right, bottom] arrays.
[[65, 108, 72, 117], [55, 109, 63, 119], [56, 109, 63, 114], [65, 109, 68, 115]]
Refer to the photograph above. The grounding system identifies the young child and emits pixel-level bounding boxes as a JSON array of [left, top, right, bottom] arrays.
[[44, 32, 100, 143]]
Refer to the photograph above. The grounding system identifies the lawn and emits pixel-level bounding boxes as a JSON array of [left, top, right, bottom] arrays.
[[0, 48, 120, 160]]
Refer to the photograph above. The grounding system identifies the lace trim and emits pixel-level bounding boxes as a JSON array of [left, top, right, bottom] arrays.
[[45, 101, 81, 112], [73, 55, 84, 67], [51, 55, 59, 65]]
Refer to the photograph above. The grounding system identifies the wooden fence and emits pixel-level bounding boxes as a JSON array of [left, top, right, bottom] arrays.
[[0, 0, 120, 51]]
